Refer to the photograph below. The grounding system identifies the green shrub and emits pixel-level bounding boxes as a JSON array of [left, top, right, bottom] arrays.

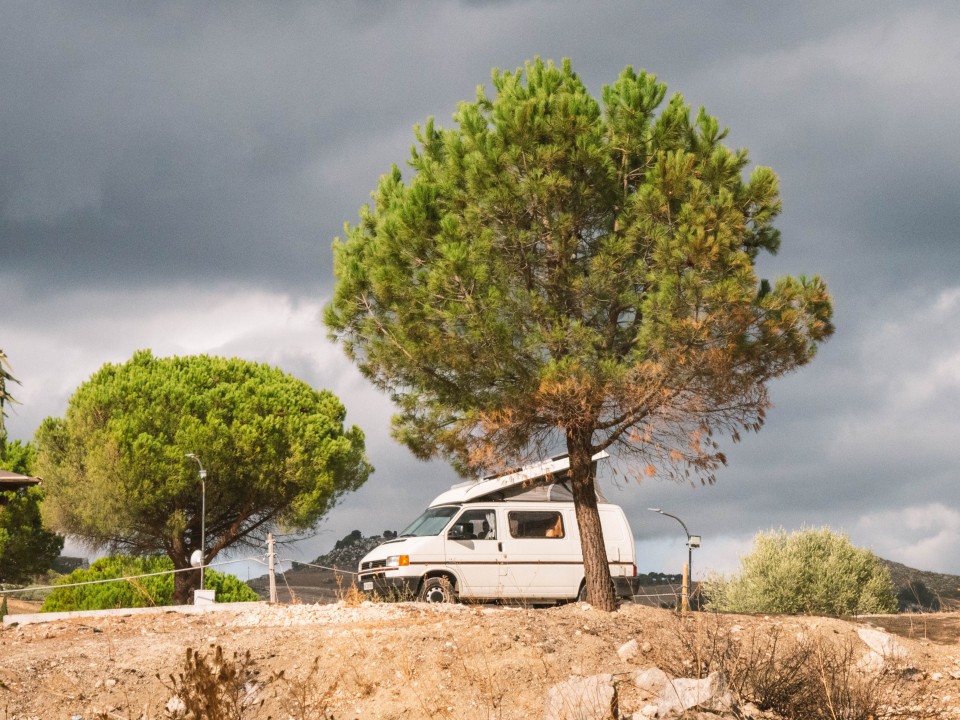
[[209, 569, 261, 604], [705, 527, 897, 616], [41, 555, 258, 611], [897, 580, 941, 611]]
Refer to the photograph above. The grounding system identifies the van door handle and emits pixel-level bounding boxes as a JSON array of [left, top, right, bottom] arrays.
[[498, 542, 503, 552]]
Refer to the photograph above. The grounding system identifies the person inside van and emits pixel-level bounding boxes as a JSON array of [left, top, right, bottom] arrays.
[[545, 514, 563, 538], [453, 509, 497, 540]]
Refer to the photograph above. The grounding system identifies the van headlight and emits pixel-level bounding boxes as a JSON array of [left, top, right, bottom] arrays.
[[386, 555, 410, 568]]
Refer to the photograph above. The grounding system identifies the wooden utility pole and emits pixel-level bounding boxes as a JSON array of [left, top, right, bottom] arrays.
[[267, 533, 278, 603], [681, 562, 690, 614]]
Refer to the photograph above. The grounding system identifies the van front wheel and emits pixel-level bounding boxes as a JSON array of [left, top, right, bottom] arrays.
[[419, 577, 456, 603]]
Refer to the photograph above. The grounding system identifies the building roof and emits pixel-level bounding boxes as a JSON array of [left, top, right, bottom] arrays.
[[0, 469, 41, 491]]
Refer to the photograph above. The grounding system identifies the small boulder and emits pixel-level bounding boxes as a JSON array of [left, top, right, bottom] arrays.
[[857, 627, 906, 660], [618, 639, 640, 662], [544, 673, 616, 720], [633, 666, 671, 694], [656, 671, 728, 716], [857, 627, 907, 675], [165, 695, 186, 716]]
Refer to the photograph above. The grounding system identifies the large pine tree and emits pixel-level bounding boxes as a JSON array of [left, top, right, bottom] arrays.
[[325, 59, 833, 610]]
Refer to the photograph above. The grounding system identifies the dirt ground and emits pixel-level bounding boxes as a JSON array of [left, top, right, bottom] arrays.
[[2, 599, 960, 720]]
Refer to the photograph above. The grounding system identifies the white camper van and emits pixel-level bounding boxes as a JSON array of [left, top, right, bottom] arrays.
[[357, 453, 640, 603]]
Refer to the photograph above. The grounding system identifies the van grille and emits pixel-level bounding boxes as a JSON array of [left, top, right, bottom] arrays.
[[361, 559, 386, 571]]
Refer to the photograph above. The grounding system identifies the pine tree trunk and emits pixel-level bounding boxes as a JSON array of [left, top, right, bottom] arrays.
[[567, 428, 617, 612], [172, 566, 202, 605], [170, 536, 200, 605]]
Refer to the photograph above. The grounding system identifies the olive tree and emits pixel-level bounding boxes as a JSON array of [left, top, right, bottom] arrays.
[[325, 59, 833, 610], [705, 528, 897, 616], [36, 350, 372, 604]]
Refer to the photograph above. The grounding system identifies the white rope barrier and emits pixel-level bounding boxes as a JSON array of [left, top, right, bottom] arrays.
[[279, 559, 357, 576], [0, 555, 267, 595]]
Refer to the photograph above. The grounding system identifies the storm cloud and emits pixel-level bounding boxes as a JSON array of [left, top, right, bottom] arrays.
[[2, 1, 958, 576]]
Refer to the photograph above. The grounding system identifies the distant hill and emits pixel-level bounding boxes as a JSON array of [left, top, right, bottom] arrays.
[[247, 531, 391, 602], [301, 530, 391, 571], [880, 558, 960, 611]]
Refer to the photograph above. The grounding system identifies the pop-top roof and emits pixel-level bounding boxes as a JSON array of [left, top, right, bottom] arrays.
[[429, 451, 608, 506]]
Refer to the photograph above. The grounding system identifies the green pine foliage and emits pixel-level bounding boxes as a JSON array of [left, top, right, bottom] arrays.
[[1, 440, 64, 583], [35, 350, 371, 603], [41, 555, 258, 612], [705, 528, 898, 616], [0, 487, 64, 584], [897, 580, 940, 611]]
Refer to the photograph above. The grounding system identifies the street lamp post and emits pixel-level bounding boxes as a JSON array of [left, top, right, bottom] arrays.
[[185, 454, 207, 589], [648, 508, 700, 611]]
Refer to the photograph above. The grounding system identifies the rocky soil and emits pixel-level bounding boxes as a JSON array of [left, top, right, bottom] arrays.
[[3, 599, 960, 719]]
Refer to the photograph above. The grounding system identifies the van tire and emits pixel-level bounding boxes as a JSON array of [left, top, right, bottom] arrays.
[[419, 577, 456, 603]]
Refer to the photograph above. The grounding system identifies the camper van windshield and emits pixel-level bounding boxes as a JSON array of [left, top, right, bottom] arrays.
[[399, 506, 459, 537]]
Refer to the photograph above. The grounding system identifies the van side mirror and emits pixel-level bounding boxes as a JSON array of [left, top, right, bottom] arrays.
[[448, 524, 470, 540]]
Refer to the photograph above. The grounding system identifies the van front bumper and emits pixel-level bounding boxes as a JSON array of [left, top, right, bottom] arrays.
[[358, 573, 420, 600]]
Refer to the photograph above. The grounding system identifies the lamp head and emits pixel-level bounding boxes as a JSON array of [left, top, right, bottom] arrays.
[[185, 453, 207, 477]]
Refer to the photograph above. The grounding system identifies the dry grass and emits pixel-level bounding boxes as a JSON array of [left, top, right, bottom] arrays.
[[269, 657, 337, 720], [160, 645, 264, 720], [646, 612, 921, 720]]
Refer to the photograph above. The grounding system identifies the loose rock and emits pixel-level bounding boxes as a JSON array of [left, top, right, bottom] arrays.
[[618, 639, 640, 662], [544, 673, 615, 720]]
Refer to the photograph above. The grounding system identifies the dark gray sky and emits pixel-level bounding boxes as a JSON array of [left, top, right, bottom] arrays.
[[2, 1, 958, 578]]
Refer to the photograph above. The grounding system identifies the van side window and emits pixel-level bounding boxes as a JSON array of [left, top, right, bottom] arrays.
[[450, 508, 497, 540], [507, 511, 564, 539]]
